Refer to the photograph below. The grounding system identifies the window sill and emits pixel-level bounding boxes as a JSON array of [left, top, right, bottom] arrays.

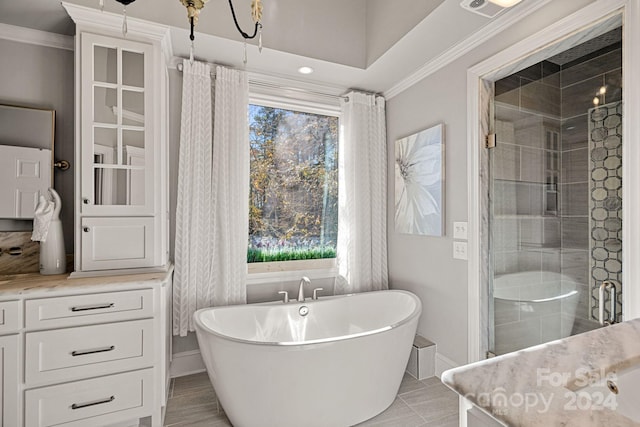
[[246, 258, 337, 285]]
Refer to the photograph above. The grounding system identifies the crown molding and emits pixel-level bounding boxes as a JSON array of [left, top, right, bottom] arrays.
[[384, 0, 553, 99], [61, 2, 170, 42], [0, 23, 73, 51], [169, 55, 346, 104]]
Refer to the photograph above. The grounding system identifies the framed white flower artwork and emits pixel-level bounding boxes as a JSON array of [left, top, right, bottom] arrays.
[[394, 123, 445, 236]]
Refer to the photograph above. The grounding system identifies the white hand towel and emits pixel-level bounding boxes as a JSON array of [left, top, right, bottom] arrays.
[[31, 195, 55, 242]]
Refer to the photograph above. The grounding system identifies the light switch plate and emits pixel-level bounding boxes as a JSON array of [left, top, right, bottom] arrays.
[[453, 241, 468, 260], [453, 221, 468, 240]]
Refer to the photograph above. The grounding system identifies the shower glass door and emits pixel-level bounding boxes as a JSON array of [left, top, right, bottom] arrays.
[[489, 26, 623, 356]]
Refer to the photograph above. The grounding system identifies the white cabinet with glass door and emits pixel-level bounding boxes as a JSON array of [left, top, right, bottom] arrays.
[[80, 33, 153, 216], [65, 3, 170, 275]]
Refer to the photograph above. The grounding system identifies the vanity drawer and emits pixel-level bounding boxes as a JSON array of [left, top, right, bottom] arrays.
[[25, 289, 153, 329], [25, 319, 154, 385], [25, 368, 154, 427], [0, 300, 20, 334]]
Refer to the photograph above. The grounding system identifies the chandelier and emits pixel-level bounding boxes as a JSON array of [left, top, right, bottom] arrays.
[[100, 0, 263, 63]]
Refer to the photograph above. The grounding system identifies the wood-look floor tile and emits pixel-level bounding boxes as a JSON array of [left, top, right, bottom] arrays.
[[165, 373, 459, 427], [164, 403, 221, 426], [176, 414, 233, 427], [166, 388, 218, 413], [401, 382, 457, 406], [169, 378, 175, 398], [420, 376, 443, 388], [355, 398, 424, 427], [424, 412, 459, 427], [401, 390, 459, 424], [172, 372, 214, 398], [398, 372, 427, 396]]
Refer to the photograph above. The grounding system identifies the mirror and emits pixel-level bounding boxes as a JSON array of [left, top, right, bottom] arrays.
[[0, 104, 55, 219]]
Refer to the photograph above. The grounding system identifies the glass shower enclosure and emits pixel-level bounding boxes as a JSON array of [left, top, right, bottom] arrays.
[[489, 27, 623, 356]]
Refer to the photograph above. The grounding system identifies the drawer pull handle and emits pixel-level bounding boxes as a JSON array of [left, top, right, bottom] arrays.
[[71, 345, 115, 356], [70, 303, 114, 312], [71, 395, 115, 410]]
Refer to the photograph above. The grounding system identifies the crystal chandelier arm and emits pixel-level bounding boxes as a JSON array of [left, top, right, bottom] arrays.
[[227, 0, 261, 40]]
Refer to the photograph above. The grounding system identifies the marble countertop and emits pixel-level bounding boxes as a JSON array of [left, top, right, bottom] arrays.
[[442, 319, 640, 426], [0, 268, 172, 297]]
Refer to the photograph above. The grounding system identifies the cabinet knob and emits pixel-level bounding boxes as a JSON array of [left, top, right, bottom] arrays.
[[83, 198, 91, 204], [83, 227, 90, 232]]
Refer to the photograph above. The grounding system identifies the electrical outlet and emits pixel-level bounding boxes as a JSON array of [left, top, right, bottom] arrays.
[[453, 241, 468, 260], [453, 222, 468, 240]]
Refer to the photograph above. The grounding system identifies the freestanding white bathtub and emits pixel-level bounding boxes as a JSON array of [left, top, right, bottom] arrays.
[[194, 290, 421, 427]]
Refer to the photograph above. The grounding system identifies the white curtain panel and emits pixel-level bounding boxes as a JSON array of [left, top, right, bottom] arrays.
[[336, 91, 388, 294], [210, 65, 249, 307], [173, 62, 248, 336], [174, 60, 213, 336]]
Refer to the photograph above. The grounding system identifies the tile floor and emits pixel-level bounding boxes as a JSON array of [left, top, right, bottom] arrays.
[[164, 371, 459, 427]]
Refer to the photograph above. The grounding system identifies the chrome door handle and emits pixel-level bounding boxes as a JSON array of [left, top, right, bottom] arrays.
[[71, 345, 115, 356], [609, 281, 618, 324], [70, 303, 114, 312], [598, 281, 618, 326], [71, 395, 115, 410]]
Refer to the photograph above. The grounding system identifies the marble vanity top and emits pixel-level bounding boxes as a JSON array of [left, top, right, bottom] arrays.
[[0, 269, 172, 297], [442, 319, 640, 426]]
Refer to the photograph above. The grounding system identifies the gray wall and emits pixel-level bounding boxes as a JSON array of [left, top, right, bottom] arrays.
[[386, 0, 595, 365], [168, 68, 182, 262], [0, 39, 75, 255], [68, 0, 368, 69], [365, 0, 444, 67]]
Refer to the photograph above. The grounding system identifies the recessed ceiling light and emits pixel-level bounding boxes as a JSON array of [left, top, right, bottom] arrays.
[[298, 66, 314, 75], [487, 0, 522, 7]]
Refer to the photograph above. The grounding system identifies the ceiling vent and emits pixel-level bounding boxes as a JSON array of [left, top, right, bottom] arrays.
[[460, 0, 505, 18]]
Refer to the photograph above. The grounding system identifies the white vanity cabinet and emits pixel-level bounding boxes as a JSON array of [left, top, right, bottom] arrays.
[[0, 270, 172, 427], [0, 301, 19, 427], [64, 3, 170, 274], [0, 335, 19, 427], [23, 288, 161, 427]]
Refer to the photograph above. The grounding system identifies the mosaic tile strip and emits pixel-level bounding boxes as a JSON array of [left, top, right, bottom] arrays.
[[588, 101, 622, 322]]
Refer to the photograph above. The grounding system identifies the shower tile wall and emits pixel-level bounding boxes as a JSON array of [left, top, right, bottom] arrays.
[[493, 61, 563, 354], [494, 61, 562, 272], [559, 42, 621, 332], [587, 101, 623, 324]]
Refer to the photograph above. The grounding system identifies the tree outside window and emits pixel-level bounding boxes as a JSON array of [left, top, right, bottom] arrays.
[[248, 104, 339, 263]]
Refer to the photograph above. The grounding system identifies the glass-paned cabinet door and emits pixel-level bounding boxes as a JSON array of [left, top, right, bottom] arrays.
[[81, 33, 153, 214]]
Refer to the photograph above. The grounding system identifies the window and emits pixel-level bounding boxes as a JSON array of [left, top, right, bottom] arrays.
[[248, 103, 339, 264]]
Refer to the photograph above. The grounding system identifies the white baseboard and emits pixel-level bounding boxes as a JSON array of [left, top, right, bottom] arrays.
[[435, 352, 459, 378], [170, 350, 206, 378]]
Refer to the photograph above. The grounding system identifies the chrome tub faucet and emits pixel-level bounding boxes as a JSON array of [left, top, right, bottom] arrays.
[[298, 276, 311, 302]]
